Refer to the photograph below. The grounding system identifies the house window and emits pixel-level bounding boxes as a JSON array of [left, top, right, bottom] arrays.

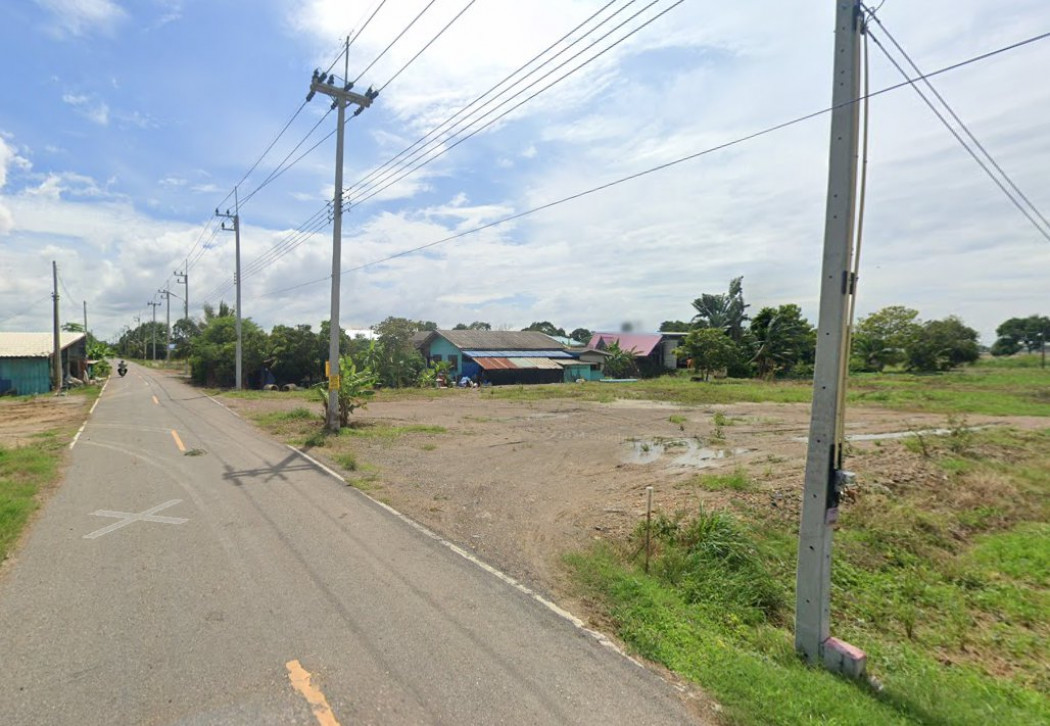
[[448, 355, 458, 371], [431, 354, 442, 362]]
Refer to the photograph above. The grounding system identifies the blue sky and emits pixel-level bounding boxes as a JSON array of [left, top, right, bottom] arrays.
[[1, 0, 1049, 345]]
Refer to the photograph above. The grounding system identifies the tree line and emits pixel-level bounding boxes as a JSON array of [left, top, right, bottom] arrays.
[[110, 282, 1044, 389]]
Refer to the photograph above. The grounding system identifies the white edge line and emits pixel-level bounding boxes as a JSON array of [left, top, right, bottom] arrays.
[[286, 444, 644, 669], [71, 377, 110, 450], [206, 394, 241, 417]]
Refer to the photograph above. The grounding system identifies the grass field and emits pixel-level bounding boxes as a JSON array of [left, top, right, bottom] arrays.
[[562, 358, 1049, 724]]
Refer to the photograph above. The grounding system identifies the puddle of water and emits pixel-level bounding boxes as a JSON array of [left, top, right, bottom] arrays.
[[625, 438, 751, 468]]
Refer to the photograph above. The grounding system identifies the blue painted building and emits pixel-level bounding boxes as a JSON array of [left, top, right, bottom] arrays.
[[0, 332, 88, 395], [415, 330, 605, 385]]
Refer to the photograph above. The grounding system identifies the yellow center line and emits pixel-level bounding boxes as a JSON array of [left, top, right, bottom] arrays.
[[286, 659, 340, 726], [152, 395, 159, 405], [170, 429, 186, 453]]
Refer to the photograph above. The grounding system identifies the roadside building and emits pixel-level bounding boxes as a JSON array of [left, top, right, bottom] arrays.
[[587, 332, 688, 373], [415, 330, 606, 385], [0, 332, 89, 395]]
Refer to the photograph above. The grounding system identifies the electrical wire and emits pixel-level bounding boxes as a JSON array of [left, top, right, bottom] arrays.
[[345, 0, 679, 210], [237, 109, 334, 208], [380, 0, 477, 91], [331, 27, 1050, 277], [244, 25, 1050, 300], [354, 0, 439, 85], [0, 293, 52, 327], [233, 0, 658, 283], [863, 5, 1050, 237], [342, 0, 629, 205]]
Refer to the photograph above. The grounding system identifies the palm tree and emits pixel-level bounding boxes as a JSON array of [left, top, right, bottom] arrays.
[[690, 277, 749, 341]]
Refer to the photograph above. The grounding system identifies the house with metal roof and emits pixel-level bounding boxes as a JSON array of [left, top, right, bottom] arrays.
[[587, 332, 688, 373], [415, 330, 606, 385], [0, 332, 88, 395]]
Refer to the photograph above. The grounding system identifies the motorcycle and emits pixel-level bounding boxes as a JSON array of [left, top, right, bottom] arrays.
[[117, 361, 128, 377]]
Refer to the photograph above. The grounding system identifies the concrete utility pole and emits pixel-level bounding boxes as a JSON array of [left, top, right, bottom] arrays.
[[306, 44, 377, 431], [51, 261, 61, 393], [795, 0, 867, 679], [175, 268, 188, 322], [83, 300, 88, 340], [147, 300, 161, 361], [158, 289, 172, 362], [216, 191, 243, 389]]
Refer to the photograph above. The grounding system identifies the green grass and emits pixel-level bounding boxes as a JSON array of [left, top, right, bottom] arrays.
[[668, 414, 687, 425], [0, 439, 62, 562], [251, 406, 317, 426], [567, 425, 1050, 723], [339, 423, 447, 440], [332, 452, 357, 471], [683, 468, 754, 492], [356, 359, 1050, 417]]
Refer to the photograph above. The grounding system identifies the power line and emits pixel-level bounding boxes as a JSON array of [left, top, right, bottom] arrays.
[[237, 108, 334, 208], [244, 24, 1050, 300], [346, 0, 680, 210], [0, 293, 52, 327], [380, 0, 478, 91], [354, 0, 439, 85], [342, 0, 627, 206], [863, 6, 1050, 240], [331, 27, 1050, 276]]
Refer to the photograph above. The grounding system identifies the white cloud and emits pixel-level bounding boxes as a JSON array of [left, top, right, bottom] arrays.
[[62, 93, 111, 125], [34, 0, 126, 37]]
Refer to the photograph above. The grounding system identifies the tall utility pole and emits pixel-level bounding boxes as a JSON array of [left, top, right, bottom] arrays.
[[174, 268, 188, 322], [306, 44, 377, 431], [795, 0, 866, 679], [147, 300, 161, 360], [158, 288, 172, 362], [83, 300, 88, 339], [216, 191, 242, 390], [51, 261, 61, 393]]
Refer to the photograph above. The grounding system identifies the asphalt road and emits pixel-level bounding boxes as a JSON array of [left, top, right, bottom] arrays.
[[0, 364, 701, 725]]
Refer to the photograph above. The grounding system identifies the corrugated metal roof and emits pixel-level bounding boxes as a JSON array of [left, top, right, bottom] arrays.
[[476, 357, 517, 370], [475, 357, 566, 371], [0, 332, 86, 358], [431, 330, 565, 350], [463, 349, 573, 358]]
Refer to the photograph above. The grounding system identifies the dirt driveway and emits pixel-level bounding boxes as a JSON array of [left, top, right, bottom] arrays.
[[225, 389, 1047, 603], [0, 393, 95, 447]]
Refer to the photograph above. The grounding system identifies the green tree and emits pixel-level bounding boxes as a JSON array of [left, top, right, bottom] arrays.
[[852, 305, 921, 371], [675, 328, 739, 381], [522, 321, 566, 337], [269, 324, 320, 385], [690, 276, 749, 341], [659, 320, 691, 332], [172, 317, 201, 359], [569, 327, 592, 344], [453, 321, 491, 330], [367, 317, 429, 388], [992, 315, 1050, 355], [189, 314, 268, 387], [906, 316, 980, 372], [749, 304, 814, 378]]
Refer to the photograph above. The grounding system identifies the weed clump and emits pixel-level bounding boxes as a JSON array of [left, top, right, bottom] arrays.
[[637, 508, 783, 626]]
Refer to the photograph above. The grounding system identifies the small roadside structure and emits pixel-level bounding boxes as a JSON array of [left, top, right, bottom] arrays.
[[415, 330, 606, 384], [0, 332, 88, 395]]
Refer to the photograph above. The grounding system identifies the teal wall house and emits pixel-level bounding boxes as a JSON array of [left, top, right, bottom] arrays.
[[0, 332, 88, 395], [415, 330, 606, 385]]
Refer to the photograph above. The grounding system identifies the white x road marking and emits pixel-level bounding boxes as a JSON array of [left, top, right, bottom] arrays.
[[83, 499, 188, 539]]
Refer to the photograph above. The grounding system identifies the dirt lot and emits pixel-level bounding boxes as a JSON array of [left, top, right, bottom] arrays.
[[225, 390, 1048, 605], [0, 393, 94, 447]]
